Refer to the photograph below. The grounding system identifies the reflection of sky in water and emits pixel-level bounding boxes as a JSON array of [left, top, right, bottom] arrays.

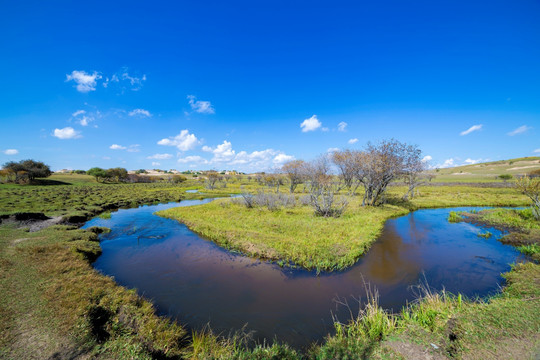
[[84, 203, 526, 349]]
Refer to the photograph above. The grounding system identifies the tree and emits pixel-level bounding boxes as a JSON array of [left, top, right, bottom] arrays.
[[356, 139, 421, 206], [106, 167, 128, 182], [331, 150, 362, 195], [401, 144, 425, 200], [304, 156, 348, 217], [498, 174, 513, 183], [515, 176, 540, 220], [2, 159, 51, 183], [205, 171, 220, 189], [281, 160, 307, 193], [87, 167, 107, 182]]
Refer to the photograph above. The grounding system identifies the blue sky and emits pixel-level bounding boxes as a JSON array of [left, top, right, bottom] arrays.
[[1, 1, 539, 172]]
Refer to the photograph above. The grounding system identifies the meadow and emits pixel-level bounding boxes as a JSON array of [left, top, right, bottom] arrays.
[[0, 172, 538, 359]]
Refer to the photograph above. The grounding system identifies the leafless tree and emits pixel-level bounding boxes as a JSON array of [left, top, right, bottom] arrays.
[[331, 150, 362, 195], [305, 156, 348, 217], [281, 160, 307, 193], [205, 171, 220, 190], [356, 139, 422, 206], [401, 145, 426, 200]]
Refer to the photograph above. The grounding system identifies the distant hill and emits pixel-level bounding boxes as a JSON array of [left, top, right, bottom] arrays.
[[431, 156, 540, 183]]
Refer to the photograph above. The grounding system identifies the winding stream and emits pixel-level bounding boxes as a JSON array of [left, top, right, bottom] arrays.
[[83, 199, 526, 348]]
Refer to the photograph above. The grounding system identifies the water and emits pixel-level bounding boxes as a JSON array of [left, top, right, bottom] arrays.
[[83, 200, 526, 349]]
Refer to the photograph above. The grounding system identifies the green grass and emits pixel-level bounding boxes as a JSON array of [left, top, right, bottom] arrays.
[[159, 185, 529, 272], [0, 177, 538, 359], [159, 197, 409, 272]]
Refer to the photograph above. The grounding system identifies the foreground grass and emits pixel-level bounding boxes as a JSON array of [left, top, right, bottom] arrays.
[[159, 185, 529, 272]]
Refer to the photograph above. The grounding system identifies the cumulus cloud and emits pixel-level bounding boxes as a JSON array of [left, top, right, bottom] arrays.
[[421, 155, 432, 162], [327, 147, 340, 153], [460, 124, 483, 136], [338, 122, 347, 132], [187, 95, 215, 114], [128, 108, 152, 117], [198, 141, 294, 171], [508, 125, 531, 136], [126, 144, 141, 152], [147, 153, 173, 160], [348, 138, 358, 145], [177, 156, 209, 164], [53, 127, 81, 139], [300, 115, 322, 132], [66, 70, 102, 92], [3, 149, 18, 155], [273, 153, 295, 165], [110, 144, 126, 150], [464, 158, 481, 165], [157, 130, 200, 151], [437, 158, 455, 168]]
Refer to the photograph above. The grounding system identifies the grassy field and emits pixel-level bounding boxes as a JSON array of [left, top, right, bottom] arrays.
[[430, 156, 540, 183], [0, 172, 539, 359]]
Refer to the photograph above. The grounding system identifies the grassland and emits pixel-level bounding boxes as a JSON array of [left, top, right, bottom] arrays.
[[0, 172, 539, 359]]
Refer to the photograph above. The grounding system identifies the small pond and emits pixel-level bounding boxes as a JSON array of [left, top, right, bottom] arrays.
[[83, 199, 527, 349]]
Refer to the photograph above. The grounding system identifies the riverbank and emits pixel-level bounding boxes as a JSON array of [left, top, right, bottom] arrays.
[[0, 177, 538, 359], [158, 185, 530, 272]]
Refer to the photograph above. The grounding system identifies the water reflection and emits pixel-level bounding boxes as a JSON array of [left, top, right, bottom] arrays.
[[84, 202, 526, 349]]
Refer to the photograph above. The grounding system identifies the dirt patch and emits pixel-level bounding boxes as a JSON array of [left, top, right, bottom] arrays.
[[1, 215, 65, 232], [384, 340, 446, 360], [463, 335, 540, 360]]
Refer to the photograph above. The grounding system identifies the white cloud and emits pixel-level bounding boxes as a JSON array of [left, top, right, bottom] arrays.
[[300, 115, 322, 132], [102, 156, 111, 160], [421, 155, 432, 163], [104, 68, 146, 91], [202, 140, 293, 171], [110, 144, 126, 150], [126, 144, 140, 152], [273, 153, 295, 164], [534, 149, 540, 153], [66, 70, 101, 92], [508, 125, 531, 136], [158, 130, 200, 151], [151, 162, 161, 166], [177, 156, 209, 164], [3, 149, 18, 155], [437, 158, 455, 168], [348, 138, 358, 145], [464, 158, 481, 165], [327, 147, 340, 153], [460, 124, 483, 136], [72, 110, 86, 117], [338, 121, 348, 132], [187, 95, 215, 114], [129, 108, 152, 117], [147, 153, 173, 160], [53, 127, 81, 139]]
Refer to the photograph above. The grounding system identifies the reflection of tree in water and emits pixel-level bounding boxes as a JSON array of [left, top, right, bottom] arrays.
[[405, 212, 433, 245], [351, 220, 422, 286]]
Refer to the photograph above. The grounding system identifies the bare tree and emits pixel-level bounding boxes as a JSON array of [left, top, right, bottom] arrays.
[[281, 160, 307, 193], [205, 171, 220, 189], [401, 145, 425, 200], [305, 156, 348, 217], [516, 176, 540, 220], [356, 139, 422, 206], [331, 150, 362, 195]]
